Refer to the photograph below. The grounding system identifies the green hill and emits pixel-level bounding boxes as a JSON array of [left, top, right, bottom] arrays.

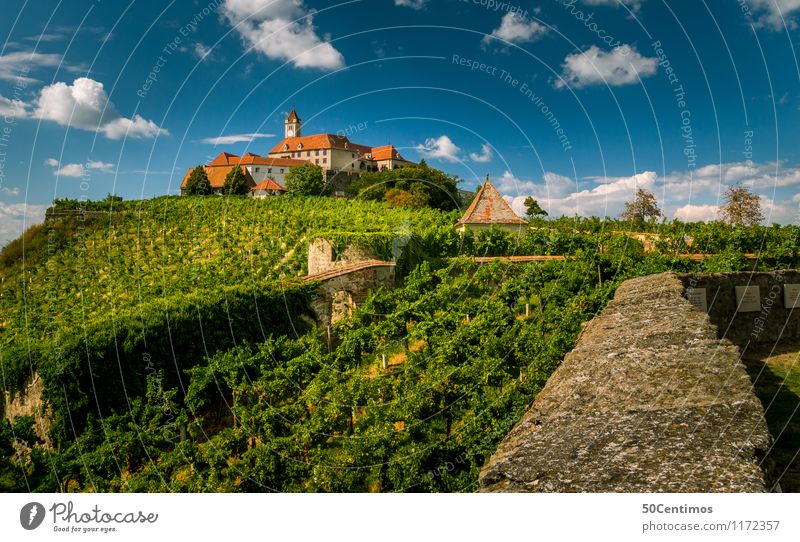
[[2, 195, 799, 492]]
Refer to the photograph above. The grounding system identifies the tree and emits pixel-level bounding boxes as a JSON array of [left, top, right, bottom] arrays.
[[384, 187, 428, 208], [620, 188, 661, 224], [418, 158, 428, 168], [346, 165, 460, 211], [523, 196, 548, 218], [284, 164, 330, 197], [184, 165, 212, 195], [720, 185, 763, 226], [222, 166, 251, 195]]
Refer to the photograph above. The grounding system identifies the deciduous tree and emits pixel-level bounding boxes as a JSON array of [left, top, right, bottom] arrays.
[[719, 185, 763, 226], [284, 163, 330, 197], [184, 166, 212, 195], [621, 188, 662, 224], [524, 196, 548, 218], [222, 166, 251, 195]]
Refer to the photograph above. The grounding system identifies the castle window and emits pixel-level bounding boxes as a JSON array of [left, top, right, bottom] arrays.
[[315, 159, 319, 164], [254, 167, 260, 172], [280, 169, 284, 173], [322, 149, 327, 155], [315, 150, 319, 156], [306, 151, 310, 157], [268, 168, 272, 173], [323, 158, 327, 164]]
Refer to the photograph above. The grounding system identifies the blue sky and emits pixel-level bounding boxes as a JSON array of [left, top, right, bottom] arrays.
[[2, 0, 800, 243]]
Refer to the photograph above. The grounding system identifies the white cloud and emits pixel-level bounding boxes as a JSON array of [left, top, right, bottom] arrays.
[[0, 51, 62, 83], [0, 201, 48, 247], [582, 0, 643, 12], [495, 161, 800, 224], [194, 42, 213, 62], [556, 45, 658, 89], [505, 171, 657, 218], [222, 0, 345, 70], [1, 186, 19, 196], [34, 77, 167, 139], [673, 204, 718, 222], [483, 12, 547, 47], [395, 0, 427, 8], [200, 132, 275, 145], [415, 135, 462, 162], [469, 144, 493, 163], [55, 163, 87, 177], [0, 95, 28, 117], [47, 158, 115, 177], [86, 160, 114, 173], [747, 0, 800, 29]]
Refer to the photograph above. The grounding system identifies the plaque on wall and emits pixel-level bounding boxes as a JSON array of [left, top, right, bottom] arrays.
[[686, 288, 708, 312], [785, 284, 800, 309], [735, 285, 761, 313]]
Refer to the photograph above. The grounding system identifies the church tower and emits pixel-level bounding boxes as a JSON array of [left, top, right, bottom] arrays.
[[285, 108, 301, 138]]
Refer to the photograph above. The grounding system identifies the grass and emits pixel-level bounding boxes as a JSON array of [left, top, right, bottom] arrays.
[[741, 342, 800, 492]]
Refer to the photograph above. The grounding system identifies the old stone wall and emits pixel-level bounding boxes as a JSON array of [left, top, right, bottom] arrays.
[[678, 271, 800, 345], [307, 238, 381, 275], [479, 272, 772, 492], [310, 265, 395, 325]]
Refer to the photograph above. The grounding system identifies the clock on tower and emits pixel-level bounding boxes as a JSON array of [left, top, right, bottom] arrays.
[[285, 109, 301, 139]]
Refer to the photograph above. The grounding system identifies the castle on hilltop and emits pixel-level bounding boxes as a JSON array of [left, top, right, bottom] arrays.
[[181, 109, 416, 197]]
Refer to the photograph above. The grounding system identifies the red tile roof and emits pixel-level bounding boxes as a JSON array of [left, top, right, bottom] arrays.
[[286, 109, 300, 122], [206, 151, 305, 168], [368, 144, 410, 162], [268, 134, 371, 155], [251, 178, 286, 191], [457, 179, 527, 225]]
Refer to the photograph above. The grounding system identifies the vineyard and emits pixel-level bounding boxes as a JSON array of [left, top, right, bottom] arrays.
[[1, 195, 799, 492]]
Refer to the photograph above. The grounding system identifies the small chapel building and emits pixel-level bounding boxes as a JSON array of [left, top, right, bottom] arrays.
[[456, 177, 528, 234]]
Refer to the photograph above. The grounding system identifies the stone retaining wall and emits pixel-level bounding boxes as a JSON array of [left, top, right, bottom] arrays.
[[679, 271, 800, 345], [479, 272, 772, 492]]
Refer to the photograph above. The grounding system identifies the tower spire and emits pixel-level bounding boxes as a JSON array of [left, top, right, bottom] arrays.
[[285, 107, 301, 138]]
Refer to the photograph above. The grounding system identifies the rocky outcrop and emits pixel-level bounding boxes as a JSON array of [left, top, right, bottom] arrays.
[[479, 273, 772, 492], [3, 372, 51, 449]]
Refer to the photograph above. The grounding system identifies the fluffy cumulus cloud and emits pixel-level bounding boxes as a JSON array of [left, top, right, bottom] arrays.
[[469, 144, 493, 163], [747, 0, 800, 29], [222, 0, 345, 70], [483, 12, 547, 47], [556, 45, 658, 88], [415, 135, 462, 162], [200, 132, 275, 145], [33, 78, 167, 139], [0, 201, 48, 247], [673, 204, 718, 222], [496, 160, 800, 224]]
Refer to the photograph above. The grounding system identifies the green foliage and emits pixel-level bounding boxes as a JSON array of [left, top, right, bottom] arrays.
[[184, 165, 212, 195], [523, 196, 547, 218], [222, 166, 251, 195], [347, 165, 461, 211], [284, 163, 330, 197], [3, 195, 800, 493]]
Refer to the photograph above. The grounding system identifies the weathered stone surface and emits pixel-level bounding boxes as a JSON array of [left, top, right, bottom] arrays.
[[479, 273, 772, 492]]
